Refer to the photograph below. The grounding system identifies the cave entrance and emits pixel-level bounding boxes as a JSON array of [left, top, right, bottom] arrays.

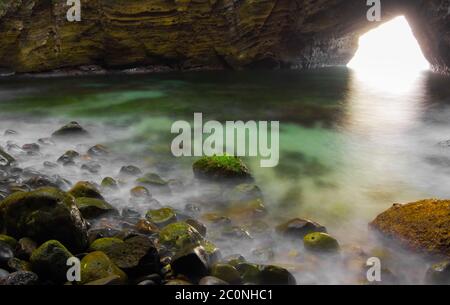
[[347, 16, 430, 72]]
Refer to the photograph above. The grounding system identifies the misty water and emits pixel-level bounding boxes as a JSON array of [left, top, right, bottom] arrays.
[[1, 67, 450, 284]]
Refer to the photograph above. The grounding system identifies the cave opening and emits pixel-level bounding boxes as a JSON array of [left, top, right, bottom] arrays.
[[347, 16, 430, 73]]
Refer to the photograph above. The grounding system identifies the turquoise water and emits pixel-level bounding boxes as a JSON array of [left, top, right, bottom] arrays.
[[1, 67, 450, 283]]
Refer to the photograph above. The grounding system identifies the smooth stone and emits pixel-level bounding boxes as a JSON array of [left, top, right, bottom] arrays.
[[30, 240, 73, 282]]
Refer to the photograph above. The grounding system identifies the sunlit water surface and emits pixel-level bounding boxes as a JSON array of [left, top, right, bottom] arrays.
[[1, 67, 450, 284]]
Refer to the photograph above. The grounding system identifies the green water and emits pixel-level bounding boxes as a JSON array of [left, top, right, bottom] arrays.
[[1, 67, 450, 283]]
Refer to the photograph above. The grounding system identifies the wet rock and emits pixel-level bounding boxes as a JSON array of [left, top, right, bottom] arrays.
[[425, 261, 450, 285], [185, 219, 207, 237], [80, 251, 127, 284], [16, 238, 37, 260], [0, 187, 88, 252], [134, 219, 159, 235], [223, 183, 263, 202], [69, 181, 103, 200], [75, 197, 118, 219], [4, 271, 39, 285], [171, 246, 209, 281], [89, 237, 124, 252], [101, 177, 118, 190], [52, 122, 89, 138], [146, 207, 177, 228], [303, 232, 340, 253], [100, 235, 160, 277], [0, 241, 14, 265], [22, 143, 40, 153], [81, 162, 101, 174], [119, 165, 142, 177], [159, 222, 203, 251], [370, 199, 450, 257], [199, 276, 229, 285], [23, 175, 61, 189], [0, 235, 17, 248], [236, 263, 260, 284], [276, 218, 327, 239], [211, 263, 241, 284], [259, 265, 296, 285], [87, 144, 109, 157], [130, 186, 151, 198], [87, 228, 121, 244], [0, 148, 15, 168], [136, 173, 170, 193], [57, 150, 80, 166], [193, 155, 253, 181], [30, 240, 73, 282], [7, 257, 32, 272]]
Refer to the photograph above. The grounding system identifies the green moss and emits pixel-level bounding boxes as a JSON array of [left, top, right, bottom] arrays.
[[211, 263, 241, 284], [303, 232, 340, 253], [101, 177, 118, 189], [30, 240, 73, 282], [146, 207, 177, 227], [193, 155, 252, 180], [89, 237, 124, 252], [75, 197, 117, 219], [69, 181, 103, 200], [0, 234, 17, 248], [80, 251, 127, 285], [159, 222, 203, 250], [136, 173, 168, 186]]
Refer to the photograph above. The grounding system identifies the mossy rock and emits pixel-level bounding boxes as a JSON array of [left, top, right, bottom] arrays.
[[303, 232, 340, 253], [236, 262, 261, 284], [0, 187, 88, 252], [100, 236, 160, 277], [193, 155, 253, 181], [201, 240, 221, 264], [81, 251, 127, 285], [0, 148, 15, 168], [370, 199, 450, 257], [258, 265, 297, 285], [276, 218, 327, 239], [75, 197, 118, 219], [69, 181, 104, 200], [30, 240, 73, 283], [87, 144, 109, 157], [52, 121, 89, 138], [211, 263, 241, 284], [130, 186, 151, 198], [136, 173, 168, 187], [89, 237, 124, 252], [159, 222, 204, 251], [146, 207, 177, 227], [0, 235, 17, 248], [101, 177, 118, 190]]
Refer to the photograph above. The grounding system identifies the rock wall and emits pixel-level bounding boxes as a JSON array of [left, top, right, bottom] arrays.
[[0, 0, 448, 74]]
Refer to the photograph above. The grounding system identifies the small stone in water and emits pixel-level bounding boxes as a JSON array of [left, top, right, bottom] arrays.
[[119, 165, 142, 177], [4, 129, 17, 136], [81, 162, 101, 174], [22, 143, 40, 152], [87, 144, 109, 157], [43, 161, 58, 168]]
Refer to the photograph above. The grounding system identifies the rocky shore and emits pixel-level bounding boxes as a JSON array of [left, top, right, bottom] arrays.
[[1, 121, 450, 285]]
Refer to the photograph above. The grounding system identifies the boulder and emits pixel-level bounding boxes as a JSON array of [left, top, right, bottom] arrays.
[[30, 240, 73, 282], [75, 197, 118, 219], [370, 199, 450, 257], [146, 207, 177, 228], [0, 187, 88, 252], [80, 251, 127, 285], [52, 122, 89, 138], [303, 232, 340, 253], [210, 263, 241, 284], [69, 181, 104, 200], [171, 246, 210, 281], [276, 218, 327, 239], [193, 156, 253, 181], [159, 222, 204, 251]]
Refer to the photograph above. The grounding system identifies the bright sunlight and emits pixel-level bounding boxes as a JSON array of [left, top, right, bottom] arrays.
[[348, 16, 430, 72]]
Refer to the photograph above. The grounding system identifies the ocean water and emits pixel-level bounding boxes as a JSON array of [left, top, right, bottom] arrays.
[[1, 67, 450, 284]]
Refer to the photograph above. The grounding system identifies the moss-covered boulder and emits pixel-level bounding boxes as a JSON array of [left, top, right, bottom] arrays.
[[193, 155, 253, 181], [370, 199, 450, 257], [146, 207, 177, 227], [211, 263, 241, 284], [69, 181, 104, 200], [303, 232, 340, 253], [136, 173, 170, 193], [98, 236, 160, 277], [101, 177, 118, 190], [0, 235, 17, 248], [130, 186, 151, 198], [276, 218, 327, 239], [30, 240, 73, 282], [236, 262, 260, 284], [159, 222, 204, 251], [80, 251, 127, 285], [75, 197, 118, 219], [0, 187, 88, 252], [0, 148, 15, 168], [88, 238, 124, 252], [52, 122, 89, 138], [258, 265, 297, 285]]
